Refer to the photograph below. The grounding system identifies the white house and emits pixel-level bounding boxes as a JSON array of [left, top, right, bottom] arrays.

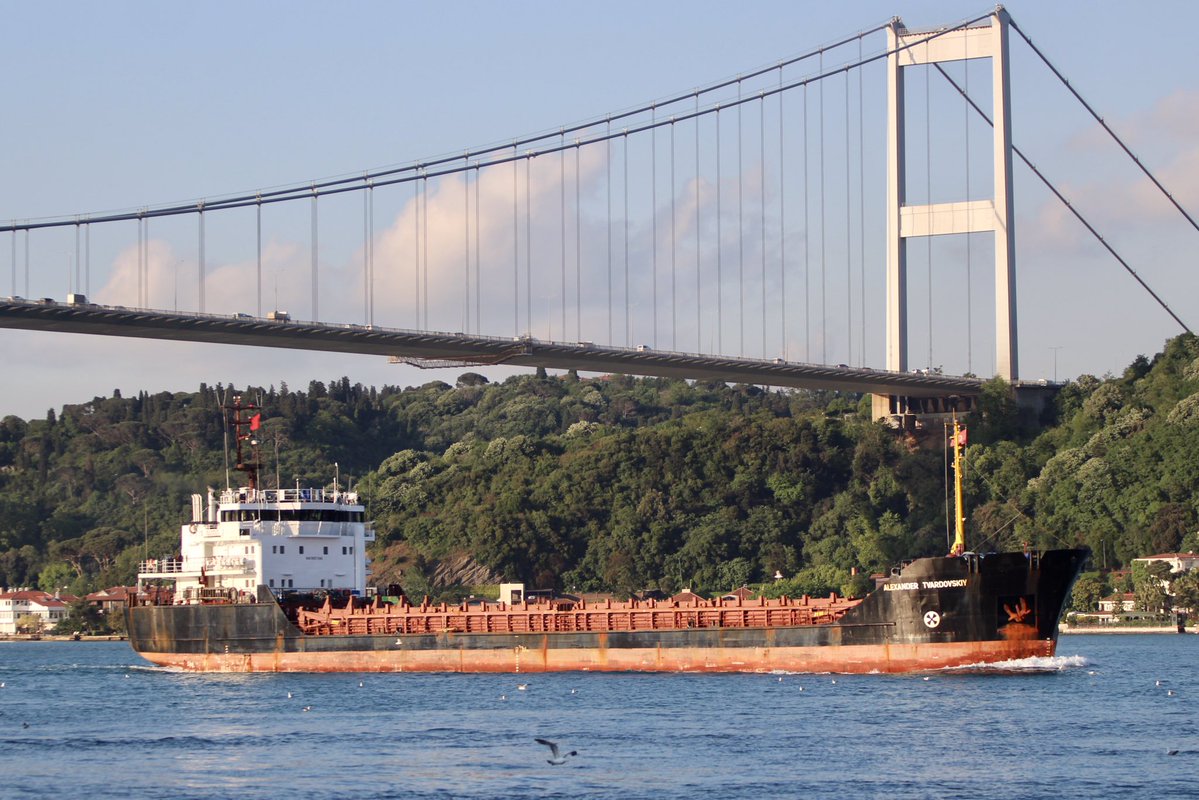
[[1132, 552, 1199, 575], [0, 589, 73, 634]]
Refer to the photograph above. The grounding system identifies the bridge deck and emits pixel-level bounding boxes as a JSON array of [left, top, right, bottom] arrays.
[[0, 300, 984, 397]]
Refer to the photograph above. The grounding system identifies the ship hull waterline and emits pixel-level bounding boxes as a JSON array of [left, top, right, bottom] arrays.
[[133, 636, 1056, 674], [128, 549, 1089, 674]]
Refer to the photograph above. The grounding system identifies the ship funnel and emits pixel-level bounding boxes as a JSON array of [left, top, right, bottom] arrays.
[[191, 494, 203, 523], [207, 487, 217, 523]]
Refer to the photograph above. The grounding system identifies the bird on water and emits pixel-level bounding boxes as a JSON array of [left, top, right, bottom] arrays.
[[535, 738, 579, 765]]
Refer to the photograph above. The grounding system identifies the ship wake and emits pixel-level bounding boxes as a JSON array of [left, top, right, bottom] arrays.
[[938, 653, 1090, 675]]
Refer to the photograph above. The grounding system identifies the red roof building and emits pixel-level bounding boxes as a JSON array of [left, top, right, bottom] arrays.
[[0, 589, 74, 634]]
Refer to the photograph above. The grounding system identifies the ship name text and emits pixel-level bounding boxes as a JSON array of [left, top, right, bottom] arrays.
[[883, 578, 968, 592]]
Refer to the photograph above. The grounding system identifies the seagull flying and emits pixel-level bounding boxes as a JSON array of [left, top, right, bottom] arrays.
[[535, 738, 578, 765]]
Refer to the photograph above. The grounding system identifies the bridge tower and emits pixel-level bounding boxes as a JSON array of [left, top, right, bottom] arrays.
[[875, 7, 1016, 420]]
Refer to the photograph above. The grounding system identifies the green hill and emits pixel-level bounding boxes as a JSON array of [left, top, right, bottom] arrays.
[[3, 335, 1197, 602]]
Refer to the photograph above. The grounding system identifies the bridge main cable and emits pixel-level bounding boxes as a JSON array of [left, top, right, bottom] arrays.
[[932, 62, 1193, 335], [2, 15, 1005, 234], [1008, 18, 1199, 239]]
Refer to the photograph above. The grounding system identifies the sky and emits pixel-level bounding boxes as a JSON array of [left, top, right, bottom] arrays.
[[2, 0, 1199, 419]]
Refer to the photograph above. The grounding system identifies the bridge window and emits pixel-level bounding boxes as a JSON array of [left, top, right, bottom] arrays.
[[255, 509, 363, 523]]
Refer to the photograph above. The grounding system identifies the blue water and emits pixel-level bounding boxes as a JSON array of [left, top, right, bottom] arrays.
[[0, 636, 1193, 799]]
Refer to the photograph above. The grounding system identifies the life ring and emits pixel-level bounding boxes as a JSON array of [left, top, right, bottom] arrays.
[[189, 523, 198, 533]]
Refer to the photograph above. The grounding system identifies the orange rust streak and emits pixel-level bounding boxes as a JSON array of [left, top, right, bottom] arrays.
[[137, 637, 1058, 674]]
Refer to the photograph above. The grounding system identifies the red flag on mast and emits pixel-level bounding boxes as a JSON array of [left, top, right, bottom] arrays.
[[250, 413, 261, 431], [957, 427, 968, 447]]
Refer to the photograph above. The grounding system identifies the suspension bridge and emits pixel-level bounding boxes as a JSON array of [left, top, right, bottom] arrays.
[[0, 7, 1192, 419]]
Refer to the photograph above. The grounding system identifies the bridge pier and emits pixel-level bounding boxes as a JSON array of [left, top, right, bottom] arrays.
[[871, 392, 977, 428]]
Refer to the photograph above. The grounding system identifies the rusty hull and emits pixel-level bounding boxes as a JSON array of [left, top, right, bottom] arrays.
[[127, 548, 1088, 674]]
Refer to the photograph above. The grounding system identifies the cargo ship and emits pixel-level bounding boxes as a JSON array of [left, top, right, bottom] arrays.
[[127, 401, 1088, 673]]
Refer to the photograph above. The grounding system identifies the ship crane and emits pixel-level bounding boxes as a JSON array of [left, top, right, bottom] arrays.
[[949, 413, 968, 557]]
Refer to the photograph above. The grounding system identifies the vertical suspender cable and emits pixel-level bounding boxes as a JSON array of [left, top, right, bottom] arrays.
[[522, 159, 527, 338], [140, 217, 146, 306], [137, 217, 143, 307], [74, 223, 80, 299], [369, 185, 376, 328], [738, 83, 744, 357], [716, 108, 723, 355], [10, 228, 15, 296], [144, 217, 150, 307], [525, 157, 531, 337], [964, 46, 973, 374], [474, 167, 480, 334], [576, 143, 581, 342], [23, 229, 29, 298], [760, 95, 767, 358], [419, 179, 424, 331], [803, 84, 810, 362], [926, 65, 933, 370], [512, 150, 518, 336], [198, 206, 206, 313], [311, 190, 319, 321], [257, 198, 263, 318], [671, 118, 677, 350], [652, 106, 659, 348], [85, 223, 90, 298], [423, 176, 429, 330], [464, 164, 470, 334], [779, 73, 787, 360], [695, 94, 701, 353], [607, 119, 613, 346], [845, 71, 852, 366], [561, 132, 567, 339], [624, 132, 630, 346], [858, 35, 866, 367], [365, 185, 371, 325], [819, 51, 827, 365]]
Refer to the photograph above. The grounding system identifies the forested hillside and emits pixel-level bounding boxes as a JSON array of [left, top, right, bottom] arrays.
[[3, 334, 1198, 602]]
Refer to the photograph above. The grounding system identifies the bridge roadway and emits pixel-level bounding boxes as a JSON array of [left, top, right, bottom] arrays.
[[0, 299, 984, 397]]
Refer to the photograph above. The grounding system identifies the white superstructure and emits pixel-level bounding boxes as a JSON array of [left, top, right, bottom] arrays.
[[138, 485, 375, 602]]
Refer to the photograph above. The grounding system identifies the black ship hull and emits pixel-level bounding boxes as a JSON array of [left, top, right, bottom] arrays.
[[127, 548, 1088, 673]]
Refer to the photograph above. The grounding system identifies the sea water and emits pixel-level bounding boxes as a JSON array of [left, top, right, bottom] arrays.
[[0, 635, 1193, 800]]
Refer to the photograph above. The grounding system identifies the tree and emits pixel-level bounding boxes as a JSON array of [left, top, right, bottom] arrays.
[[15, 613, 43, 634], [38, 562, 76, 594], [1132, 561, 1171, 615], [1069, 572, 1106, 613], [1170, 571, 1199, 613], [52, 598, 105, 634]]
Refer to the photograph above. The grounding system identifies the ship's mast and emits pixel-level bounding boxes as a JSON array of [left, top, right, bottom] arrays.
[[226, 395, 262, 490], [949, 412, 967, 556]]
